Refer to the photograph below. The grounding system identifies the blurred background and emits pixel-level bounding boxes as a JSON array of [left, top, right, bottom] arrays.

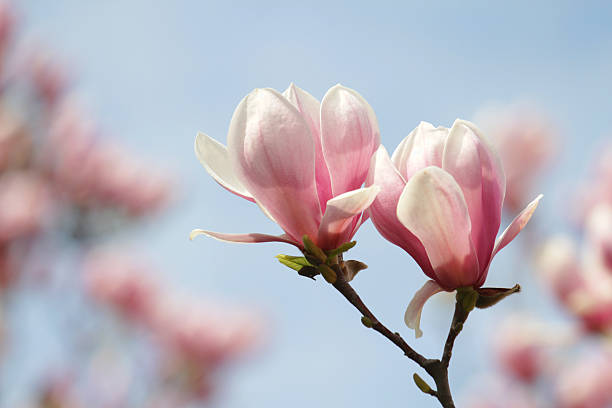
[[1, 1, 612, 407]]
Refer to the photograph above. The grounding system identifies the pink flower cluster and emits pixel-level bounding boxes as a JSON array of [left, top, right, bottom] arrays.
[[48, 103, 172, 216], [84, 249, 261, 400], [194, 84, 542, 338], [538, 233, 612, 335]]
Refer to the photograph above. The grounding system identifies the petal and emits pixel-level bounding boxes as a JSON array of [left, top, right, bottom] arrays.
[[397, 166, 479, 290], [365, 146, 436, 278], [227, 88, 321, 242], [283, 83, 332, 212], [190, 229, 300, 247], [194, 132, 255, 202], [391, 121, 448, 181], [317, 185, 380, 250], [481, 194, 542, 284], [442, 119, 506, 276], [404, 280, 445, 338], [320, 84, 380, 196]]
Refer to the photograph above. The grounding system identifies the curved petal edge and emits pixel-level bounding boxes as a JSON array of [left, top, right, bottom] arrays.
[[404, 280, 445, 338]]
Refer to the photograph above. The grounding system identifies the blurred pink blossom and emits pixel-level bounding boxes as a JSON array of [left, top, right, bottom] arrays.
[[24, 47, 68, 107], [585, 204, 612, 271], [48, 103, 172, 215], [463, 376, 542, 408], [0, 1, 14, 71], [84, 250, 159, 324], [366, 120, 541, 337], [493, 314, 570, 383], [474, 104, 557, 213], [555, 350, 612, 408], [0, 106, 30, 172], [574, 145, 612, 222], [150, 295, 262, 368], [0, 171, 50, 243], [538, 235, 612, 334]]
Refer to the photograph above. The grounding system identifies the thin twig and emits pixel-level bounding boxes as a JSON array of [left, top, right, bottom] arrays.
[[329, 270, 460, 408]]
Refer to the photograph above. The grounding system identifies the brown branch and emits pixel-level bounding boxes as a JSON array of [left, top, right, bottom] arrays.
[[329, 270, 460, 408], [331, 273, 430, 367], [442, 301, 470, 368]]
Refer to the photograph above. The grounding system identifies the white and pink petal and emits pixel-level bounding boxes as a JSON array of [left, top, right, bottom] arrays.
[[317, 185, 380, 250], [396, 166, 479, 290], [320, 84, 380, 196], [190, 229, 299, 247], [194, 132, 254, 202], [227, 88, 321, 242], [404, 280, 445, 338], [442, 119, 506, 271], [366, 146, 435, 278]]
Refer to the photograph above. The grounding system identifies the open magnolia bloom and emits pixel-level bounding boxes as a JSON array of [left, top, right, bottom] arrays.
[[192, 84, 380, 251], [366, 120, 541, 337]]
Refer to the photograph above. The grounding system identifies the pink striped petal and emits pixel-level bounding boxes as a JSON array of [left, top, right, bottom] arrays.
[[391, 121, 448, 181], [190, 229, 300, 247], [397, 166, 479, 290], [404, 280, 445, 338], [227, 88, 321, 243], [366, 146, 435, 278], [442, 119, 506, 273], [479, 194, 542, 285], [194, 132, 254, 202], [317, 185, 380, 250], [283, 84, 332, 212], [321, 84, 380, 196]]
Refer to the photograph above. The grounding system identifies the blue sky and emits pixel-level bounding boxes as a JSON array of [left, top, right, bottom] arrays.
[[11, 1, 612, 407]]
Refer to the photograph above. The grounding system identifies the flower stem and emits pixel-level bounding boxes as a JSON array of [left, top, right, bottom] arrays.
[[329, 265, 469, 408]]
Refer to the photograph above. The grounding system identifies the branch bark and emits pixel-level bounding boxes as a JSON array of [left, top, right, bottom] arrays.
[[329, 264, 469, 408]]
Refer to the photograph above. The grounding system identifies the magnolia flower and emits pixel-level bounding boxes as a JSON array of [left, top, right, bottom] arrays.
[[555, 350, 612, 408], [366, 120, 541, 337], [537, 235, 612, 334], [191, 84, 380, 250], [585, 204, 612, 271], [493, 314, 571, 383], [84, 250, 159, 324]]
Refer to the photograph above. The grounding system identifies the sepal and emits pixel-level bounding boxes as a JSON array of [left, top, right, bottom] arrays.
[[475, 284, 521, 309]]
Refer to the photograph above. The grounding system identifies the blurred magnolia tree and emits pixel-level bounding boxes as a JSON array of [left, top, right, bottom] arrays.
[[0, 2, 262, 407]]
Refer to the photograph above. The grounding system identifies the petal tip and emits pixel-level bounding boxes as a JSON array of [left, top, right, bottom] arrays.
[[189, 229, 206, 241]]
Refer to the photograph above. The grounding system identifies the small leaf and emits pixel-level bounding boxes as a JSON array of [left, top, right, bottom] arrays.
[[413, 373, 434, 395], [326, 241, 357, 259], [275, 256, 304, 272], [475, 284, 521, 309], [456, 286, 478, 313], [317, 264, 337, 284], [302, 235, 327, 264]]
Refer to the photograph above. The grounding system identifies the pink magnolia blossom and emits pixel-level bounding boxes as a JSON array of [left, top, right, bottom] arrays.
[[585, 204, 612, 271], [538, 235, 612, 334], [474, 104, 557, 213], [49, 103, 171, 215], [493, 314, 570, 383], [150, 295, 262, 368], [555, 350, 612, 408], [84, 250, 159, 324], [462, 376, 542, 408], [0, 171, 50, 243], [0, 106, 31, 172], [191, 84, 380, 251], [366, 120, 541, 337], [0, 1, 14, 71], [574, 144, 612, 222]]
